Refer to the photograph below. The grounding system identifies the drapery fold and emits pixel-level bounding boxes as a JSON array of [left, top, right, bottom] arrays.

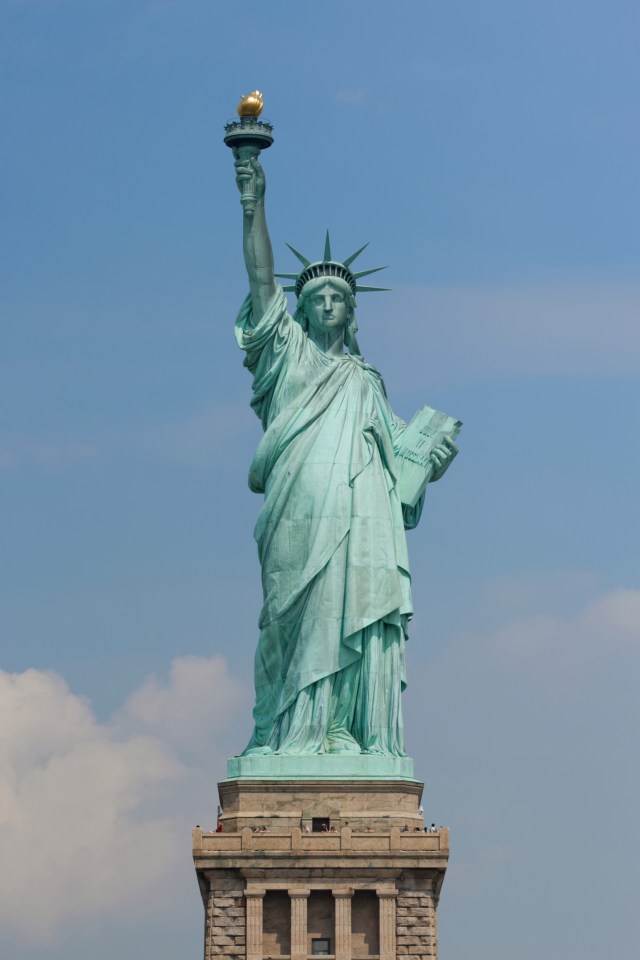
[[235, 287, 423, 755]]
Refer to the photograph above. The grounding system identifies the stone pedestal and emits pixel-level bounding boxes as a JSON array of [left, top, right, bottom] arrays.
[[193, 776, 448, 960]]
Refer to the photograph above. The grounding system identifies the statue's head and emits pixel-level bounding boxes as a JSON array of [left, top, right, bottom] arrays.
[[294, 277, 360, 354], [275, 233, 388, 356]]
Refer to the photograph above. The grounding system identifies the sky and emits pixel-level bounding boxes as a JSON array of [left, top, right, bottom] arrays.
[[1, 0, 639, 957]]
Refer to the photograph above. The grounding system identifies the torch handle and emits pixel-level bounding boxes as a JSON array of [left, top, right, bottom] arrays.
[[235, 144, 261, 217]]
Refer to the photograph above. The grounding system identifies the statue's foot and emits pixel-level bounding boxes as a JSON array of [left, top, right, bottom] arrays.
[[242, 746, 273, 756], [326, 731, 361, 755]]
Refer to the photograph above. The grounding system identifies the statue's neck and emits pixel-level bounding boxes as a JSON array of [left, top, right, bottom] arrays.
[[307, 326, 345, 358]]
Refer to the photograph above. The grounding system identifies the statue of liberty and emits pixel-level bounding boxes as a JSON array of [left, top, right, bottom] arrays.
[[229, 103, 458, 759]]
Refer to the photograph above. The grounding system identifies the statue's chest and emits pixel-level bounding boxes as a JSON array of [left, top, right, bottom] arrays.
[[278, 353, 374, 413]]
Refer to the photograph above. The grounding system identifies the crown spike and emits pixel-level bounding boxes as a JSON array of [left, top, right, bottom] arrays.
[[285, 243, 311, 267], [352, 266, 388, 280], [278, 236, 389, 298], [343, 243, 369, 267]]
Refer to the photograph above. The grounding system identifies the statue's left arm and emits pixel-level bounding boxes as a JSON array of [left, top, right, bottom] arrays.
[[428, 436, 459, 482], [388, 412, 458, 531]]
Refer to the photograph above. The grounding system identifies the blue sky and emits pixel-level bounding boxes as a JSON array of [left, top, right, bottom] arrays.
[[1, 1, 639, 958]]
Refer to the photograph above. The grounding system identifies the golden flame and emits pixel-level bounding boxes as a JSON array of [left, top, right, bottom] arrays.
[[237, 91, 264, 118]]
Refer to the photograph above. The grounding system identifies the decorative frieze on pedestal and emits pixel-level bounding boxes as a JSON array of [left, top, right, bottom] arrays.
[[193, 778, 448, 960]]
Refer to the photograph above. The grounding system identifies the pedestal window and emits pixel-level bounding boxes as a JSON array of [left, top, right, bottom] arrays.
[[351, 891, 379, 959], [263, 890, 291, 957], [307, 891, 335, 957], [311, 938, 331, 955]]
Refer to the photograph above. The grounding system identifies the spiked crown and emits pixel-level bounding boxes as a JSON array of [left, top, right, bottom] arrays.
[[275, 231, 389, 299]]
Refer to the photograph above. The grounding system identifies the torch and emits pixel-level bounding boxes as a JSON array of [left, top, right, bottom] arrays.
[[224, 91, 274, 217]]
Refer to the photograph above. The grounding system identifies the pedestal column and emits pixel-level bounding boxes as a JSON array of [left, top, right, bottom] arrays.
[[289, 888, 310, 960], [245, 889, 265, 960], [332, 888, 353, 960], [377, 889, 397, 960]]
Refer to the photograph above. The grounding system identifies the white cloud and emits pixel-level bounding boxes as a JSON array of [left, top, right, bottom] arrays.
[[366, 282, 640, 385], [492, 586, 640, 668], [0, 403, 256, 472], [3, 587, 637, 950], [0, 656, 247, 942], [446, 842, 521, 892], [137, 403, 257, 465], [405, 582, 640, 951], [581, 587, 640, 646], [0, 437, 98, 471], [336, 88, 367, 107], [116, 654, 248, 753]]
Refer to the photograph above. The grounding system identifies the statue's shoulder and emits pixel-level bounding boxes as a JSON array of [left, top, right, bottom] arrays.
[[358, 357, 388, 396]]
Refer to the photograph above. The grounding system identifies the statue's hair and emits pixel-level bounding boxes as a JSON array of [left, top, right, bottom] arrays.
[[293, 276, 361, 356]]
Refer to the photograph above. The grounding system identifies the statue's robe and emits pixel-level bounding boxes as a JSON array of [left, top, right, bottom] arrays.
[[236, 287, 423, 756]]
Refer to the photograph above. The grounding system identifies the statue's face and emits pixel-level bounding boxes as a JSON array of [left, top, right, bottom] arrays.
[[305, 284, 349, 333]]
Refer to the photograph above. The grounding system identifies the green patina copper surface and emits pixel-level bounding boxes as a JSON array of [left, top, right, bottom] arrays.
[[226, 115, 459, 776], [227, 754, 416, 781]]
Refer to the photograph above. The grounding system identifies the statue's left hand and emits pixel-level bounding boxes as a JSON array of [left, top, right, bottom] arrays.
[[429, 436, 458, 482]]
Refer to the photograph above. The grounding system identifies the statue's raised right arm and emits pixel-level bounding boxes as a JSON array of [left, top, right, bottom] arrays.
[[234, 154, 275, 323]]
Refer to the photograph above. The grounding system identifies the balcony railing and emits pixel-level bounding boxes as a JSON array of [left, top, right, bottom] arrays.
[[192, 825, 449, 855]]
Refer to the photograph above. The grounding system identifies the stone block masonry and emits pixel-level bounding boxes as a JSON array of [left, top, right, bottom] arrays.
[[193, 778, 448, 960], [205, 878, 247, 959]]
